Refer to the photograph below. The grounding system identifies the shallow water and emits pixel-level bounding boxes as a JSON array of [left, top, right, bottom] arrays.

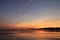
[[0, 30, 60, 40]]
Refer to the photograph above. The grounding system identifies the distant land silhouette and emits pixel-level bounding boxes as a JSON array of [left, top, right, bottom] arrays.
[[39, 28, 60, 32], [0, 27, 60, 32]]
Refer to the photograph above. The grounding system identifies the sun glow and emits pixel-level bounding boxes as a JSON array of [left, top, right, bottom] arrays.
[[12, 20, 60, 28]]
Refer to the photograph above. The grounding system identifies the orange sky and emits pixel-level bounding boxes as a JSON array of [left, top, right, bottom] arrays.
[[0, 19, 60, 28]]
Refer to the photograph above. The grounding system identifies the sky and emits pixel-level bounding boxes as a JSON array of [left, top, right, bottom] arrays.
[[0, 0, 60, 28]]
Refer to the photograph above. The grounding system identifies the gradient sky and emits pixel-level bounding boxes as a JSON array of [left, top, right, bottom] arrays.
[[0, 0, 60, 28]]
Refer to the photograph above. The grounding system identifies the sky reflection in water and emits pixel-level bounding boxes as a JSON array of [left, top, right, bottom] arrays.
[[0, 30, 60, 40]]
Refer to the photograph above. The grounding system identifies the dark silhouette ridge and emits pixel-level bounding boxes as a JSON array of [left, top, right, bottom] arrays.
[[0, 27, 60, 32], [38, 28, 60, 32]]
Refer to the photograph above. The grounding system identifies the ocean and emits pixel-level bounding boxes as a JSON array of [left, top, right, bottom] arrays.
[[0, 30, 60, 40]]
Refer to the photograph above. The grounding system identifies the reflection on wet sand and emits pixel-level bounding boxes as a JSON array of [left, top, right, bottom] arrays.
[[0, 30, 60, 40]]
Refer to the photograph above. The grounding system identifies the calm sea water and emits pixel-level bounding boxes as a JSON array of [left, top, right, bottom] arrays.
[[0, 30, 60, 40]]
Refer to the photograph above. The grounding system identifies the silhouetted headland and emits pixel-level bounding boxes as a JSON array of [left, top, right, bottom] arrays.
[[39, 27, 60, 32]]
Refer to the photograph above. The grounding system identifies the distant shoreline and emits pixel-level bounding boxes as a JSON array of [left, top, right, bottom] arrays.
[[0, 28, 60, 32]]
